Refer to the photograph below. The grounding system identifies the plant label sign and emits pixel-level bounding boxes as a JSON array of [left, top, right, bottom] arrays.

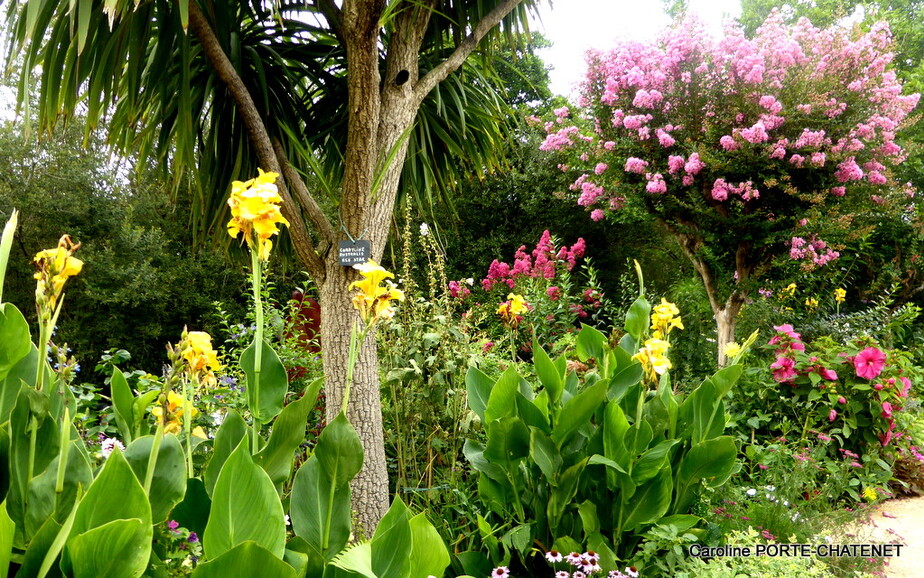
[[338, 240, 371, 266]]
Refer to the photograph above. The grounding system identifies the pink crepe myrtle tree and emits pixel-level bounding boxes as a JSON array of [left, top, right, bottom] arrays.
[[538, 11, 920, 365]]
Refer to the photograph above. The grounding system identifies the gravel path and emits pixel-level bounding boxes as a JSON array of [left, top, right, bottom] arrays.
[[840, 496, 924, 577]]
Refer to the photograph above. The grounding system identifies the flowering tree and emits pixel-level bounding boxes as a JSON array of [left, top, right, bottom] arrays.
[[539, 11, 919, 364]]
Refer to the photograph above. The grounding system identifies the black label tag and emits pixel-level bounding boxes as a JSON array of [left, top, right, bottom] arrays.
[[338, 240, 371, 266]]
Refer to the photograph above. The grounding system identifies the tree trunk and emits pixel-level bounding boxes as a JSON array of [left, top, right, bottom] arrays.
[[715, 298, 744, 367], [318, 262, 389, 538]]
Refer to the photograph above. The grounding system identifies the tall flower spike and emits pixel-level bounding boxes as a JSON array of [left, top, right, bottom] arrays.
[[34, 235, 83, 313], [226, 169, 290, 260]]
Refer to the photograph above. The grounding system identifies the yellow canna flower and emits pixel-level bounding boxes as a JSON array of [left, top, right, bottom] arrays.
[[226, 169, 290, 260], [182, 330, 222, 374], [151, 391, 199, 435], [349, 260, 404, 326], [497, 293, 529, 326], [805, 297, 818, 309], [650, 298, 683, 338], [862, 486, 877, 503], [633, 337, 672, 381], [834, 288, 846, 303], [34, 235, 83, 313], [780, 283, 797, 298]]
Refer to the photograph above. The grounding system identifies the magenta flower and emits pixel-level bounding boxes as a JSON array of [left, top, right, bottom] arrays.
[[838, 396, 847, 405], [829, 409, 838, 421], [882, 402, 893, 419], [818, 367, 838, 381], [770, 356, 797, 382], [854, 347, 886, 379], [899, 377, 911, 397]]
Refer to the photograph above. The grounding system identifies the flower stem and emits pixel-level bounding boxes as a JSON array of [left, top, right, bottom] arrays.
[[250, 245, 263, 453], [145, 423, 164, 494], [55, 408, 70, 494], [183, 379, 194, 478]]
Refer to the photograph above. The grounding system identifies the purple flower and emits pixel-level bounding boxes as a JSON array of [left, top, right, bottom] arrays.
[[187, 532, 199, 543]]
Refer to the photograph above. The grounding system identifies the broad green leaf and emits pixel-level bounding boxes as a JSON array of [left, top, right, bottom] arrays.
[[124, 434, 186, 523], [575, 324, 606, 363], [551, 379, 607, 446], [608, 362, 643, 402], [131, 390, 160, 434], [25, 441, 92, 538], [501, 523, 532, 558], [71, 449, 151, 535], [171, 478, 211, 537], [290, 413, 362, 559], [625, 420, 654, 456], [577, 500, 600, 535], [532, 338, 562, 403], [462, 439, 505, 482], [0, 500, 13, 577], [657, 514, 701, 533], [408, 512, 450, 578], [465, 366, 492, 422], [603, 402, 631, 468], [548, 458, 587, 530], [203, 441, 285, 560], [328, 541, 376, 578], [622, 466, 673, 531], [515, 393, 549, 434], [587, 454, 627, 474], [529, 427, 562, 481], [17, 515, 61, 576], [255, 378, 323, 488], [484, 366, 521, 422], [677, 436, 738, 487], [371, 496, 411, 578], [313, 413, 364, 488], [240, 339, 289, 423], [110, 367, 135, 445], [711, 364, 743, 398], [192, 541, 298, 578], [203, 410, 248, 498], [7, 387, 60, 544], [477, 473, 510, 518], [624, 296, 651, 345], [632, 439, 680, 485], [0, 303, 31, 383], [65, 519, 150, 578], [484, 417, 530, 472]]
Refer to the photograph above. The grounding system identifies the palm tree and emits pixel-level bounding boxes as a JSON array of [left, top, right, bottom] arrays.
[[5, 0, 542, 532]]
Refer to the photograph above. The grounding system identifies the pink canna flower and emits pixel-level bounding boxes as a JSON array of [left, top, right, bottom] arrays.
[[854, 347, 886, 380]]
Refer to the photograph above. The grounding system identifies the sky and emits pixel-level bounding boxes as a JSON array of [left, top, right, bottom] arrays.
[[530, 0, 742, 96]]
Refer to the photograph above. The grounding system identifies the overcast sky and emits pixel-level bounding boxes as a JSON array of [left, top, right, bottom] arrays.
[[530, 0, 743, 96]]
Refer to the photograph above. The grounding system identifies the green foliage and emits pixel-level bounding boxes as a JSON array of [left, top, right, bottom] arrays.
[[463, 291, 745, 572]]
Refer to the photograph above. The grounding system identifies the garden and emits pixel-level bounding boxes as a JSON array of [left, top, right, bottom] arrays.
[[2, 1, 924, 577]]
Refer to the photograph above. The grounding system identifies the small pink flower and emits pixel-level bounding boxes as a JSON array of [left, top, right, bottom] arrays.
[[882, 402, 893, 419], [491, 567, 510, 577], [546, 550, 564, 563], [818, 368, 838, 381], [838, 396, 847, 404], [829, 409, 838, 422], [590, 209, 605, 222], [899, 377, 911, 397], [854, 347, 886, 380], [547, 286, 562, 301]]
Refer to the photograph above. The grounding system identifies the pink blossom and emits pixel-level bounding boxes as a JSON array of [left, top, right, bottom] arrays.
[[667, 155, 686, 174], [712, 179, 729, 201], [882, 401, 893, 419], [547, 286, 562, 301], [625, 157, 649, 174], [720, 135, 740, 151], [684, 153, 705, 175], [590, 209, 605, 221], [899, 377, 911, 397], [594, 162, 609, 175], [646, 174, 667, 194], [656, 129, 676, 147], [741, 121, 769, 143], [829, 409, 838, 422], [818, 367, 838, 381], [854, 347, 886, 380], [831, 186, 846, 196], [835, 157, 864, 182], [770, 356, 797, 382], [838, 396, 847, 404]]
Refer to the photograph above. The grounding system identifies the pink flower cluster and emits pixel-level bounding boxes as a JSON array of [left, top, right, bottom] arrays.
[[543, 9, 920, 247], [481, 231, 586, 291], [789, 236, 840, 267]]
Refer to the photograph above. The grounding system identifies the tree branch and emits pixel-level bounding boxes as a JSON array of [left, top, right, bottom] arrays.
[[186, 0, 326, 278], [272, 138, 336, 248], [414, 0, 524, 101]]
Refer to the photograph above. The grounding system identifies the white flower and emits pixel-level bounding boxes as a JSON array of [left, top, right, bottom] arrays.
[[419, 222, 429, 236], [100, 437, 125, 458], [465, 277, 474, 285], [746, 488, 757, 497], [546, 550, 564, 563]]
